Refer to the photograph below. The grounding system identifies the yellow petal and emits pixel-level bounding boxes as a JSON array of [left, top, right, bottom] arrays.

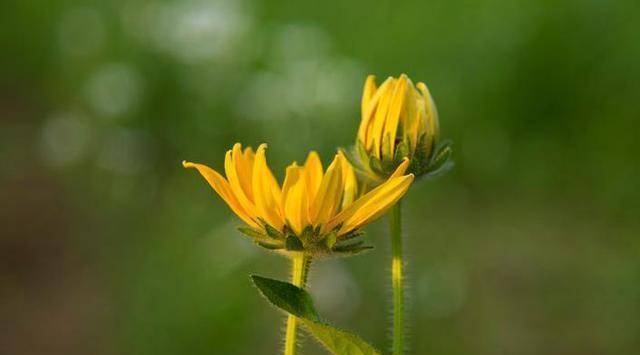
[[417, 82, 440, 148], [183, 160, 259, 228], [358, 75, 378, 143], [338, 150, 357, 209], [241, 146, 256, 200], [369, 77, 396, 157], [340, 175, 413, 234], [252, 144, 284, 230], [382, 75, 408, 159], [390, 158, 411, 179], [361, 75, 377, 115], [224, 145, 257, 217], [282, 164, 310, 235], [362, 77, 394, 151], [310, 154, 344, 226], [403, 84, 423, 154], [303, 151, 323, 203], [281, 162, 300, 207], [325, 173, 414, 235]]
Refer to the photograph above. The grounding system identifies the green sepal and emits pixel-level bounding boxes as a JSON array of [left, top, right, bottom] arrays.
[[250, 275, 381, 355], [300, 225, 315, 241], [323, 231, 338, 249], [356, 139, 370, 165], [255, 241, 284, 250], [339, 147, 360, 170], [337, 229, 364, 242], [406, 133, 429, 175], [424, 140, 453, 178], [347, 144, 385, 186], [332, 241, 374, 256], [258, 218, 285, 240], [285, 235, 304, 251], [238, 227, 266, 240], [381, 133, 393, 164], [368, 155, 385, 176], [394, 140, 410, 164]]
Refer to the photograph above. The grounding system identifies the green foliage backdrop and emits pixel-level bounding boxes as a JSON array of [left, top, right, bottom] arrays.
[[2, 0, 639, 354]]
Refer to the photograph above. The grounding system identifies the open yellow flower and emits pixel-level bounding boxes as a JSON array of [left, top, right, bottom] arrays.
[[183, 143, 414, 256], [352, 74, 451, 185]]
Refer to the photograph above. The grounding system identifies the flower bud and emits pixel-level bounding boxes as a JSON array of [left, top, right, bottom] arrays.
[[352, 74, 451, 186]]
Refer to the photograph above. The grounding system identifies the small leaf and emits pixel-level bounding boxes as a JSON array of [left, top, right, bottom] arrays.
[[424, 160, 454, 180], [337, 229, 364, 242], [339, 147, 363, 171], [238, 227, 266, 239], [368, 156, 385, 175], [394, 140, 410, 164], [300, 225, 315, 240], [333, 246, 374, 256], [251, 276, 380, 355], [381, 133, 393, 164], [323, 232, 338, 249], [251, 275, 319, 321], [356, 140, 370, 165], [258, 218, 285, 240], [255, 241, 284, 250], [285, 235, 304, 251], [426, 141, 452, 174], [332, 241, 374, 256]]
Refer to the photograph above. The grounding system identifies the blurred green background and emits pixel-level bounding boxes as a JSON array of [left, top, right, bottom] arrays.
[[2, 0, 639, 354]]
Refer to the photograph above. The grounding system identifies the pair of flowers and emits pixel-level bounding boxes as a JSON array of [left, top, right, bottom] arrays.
[[184, 74, 451, 355], [184, 74, 447, 253]]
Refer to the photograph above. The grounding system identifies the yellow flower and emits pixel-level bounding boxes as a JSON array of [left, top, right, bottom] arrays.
[[183, 143, 414, 257], [352, 74, 451, 184]]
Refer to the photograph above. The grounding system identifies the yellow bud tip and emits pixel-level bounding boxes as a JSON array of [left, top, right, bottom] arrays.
[[182, 160, 195, 169]]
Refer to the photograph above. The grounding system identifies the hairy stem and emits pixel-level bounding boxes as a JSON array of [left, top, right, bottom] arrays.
[[390, 201, 404, 355], [284, 253, 311, 355]]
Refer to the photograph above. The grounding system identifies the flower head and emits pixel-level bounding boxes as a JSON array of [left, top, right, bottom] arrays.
[[352, 74, 452, 186], [184, 143, 414, 257]]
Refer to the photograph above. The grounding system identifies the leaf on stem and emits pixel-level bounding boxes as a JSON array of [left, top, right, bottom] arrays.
[[250, 275, 380, 355]]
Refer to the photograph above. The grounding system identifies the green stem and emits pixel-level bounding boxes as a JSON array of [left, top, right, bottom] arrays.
[[390, 201, 404, 355], [284, 253, 311, 355]]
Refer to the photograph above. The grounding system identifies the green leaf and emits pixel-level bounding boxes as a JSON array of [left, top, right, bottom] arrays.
[[251, 276, 380, 355], [302, 321, 380, 355], [251, 275, 319, 321]]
